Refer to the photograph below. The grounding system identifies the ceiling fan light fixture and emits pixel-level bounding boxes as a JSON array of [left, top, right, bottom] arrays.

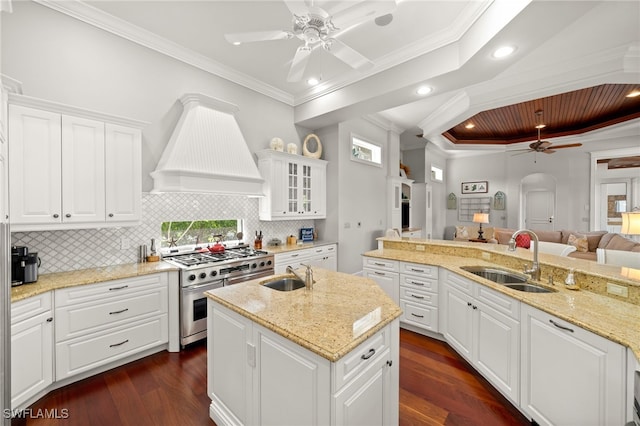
[[417, 86, 432, 96], [492, 45, 515, 59]]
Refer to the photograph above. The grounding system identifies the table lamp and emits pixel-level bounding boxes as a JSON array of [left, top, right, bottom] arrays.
[[621, 212, 640, 240], [472, 212, 489, 240]]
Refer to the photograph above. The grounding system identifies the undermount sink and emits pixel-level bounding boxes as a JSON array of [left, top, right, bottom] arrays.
[[503, 283, 557, 293], [461, 266, 528, 284], [262, 277, 305, 292], [460, 266, 557, 293]]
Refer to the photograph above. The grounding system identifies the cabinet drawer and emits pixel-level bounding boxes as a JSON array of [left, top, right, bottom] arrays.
[[399, 274, 438, 293], [362, 257, 399, 272], [400, 262, 438, 279], [55, 273, 167, 307], [56, 315, 168, 379], [333, 327, 390, 392], [309, 244, 336, 256], [12, 292, 52, 324], [275, 250, 311, 264], [56, 286, 168, 341], [475, 284, 520, 320], [400, 300, 438, 331], [400, 286, 437, 307]]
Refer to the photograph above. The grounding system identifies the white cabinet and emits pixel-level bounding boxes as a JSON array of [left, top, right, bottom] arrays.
[[55, 274, 168, 380], [274, 243, 338, 274], [256, 149, 327, 220], [11, 292, 54, 409], [520, 303, 626, 426], [399, 262, 438, 332], [387, 177, 413, 230], [8, 97, 143, 230], [362, 257, 399, 304], [208, 300, 398, 426], [441, 270, 520, 404]]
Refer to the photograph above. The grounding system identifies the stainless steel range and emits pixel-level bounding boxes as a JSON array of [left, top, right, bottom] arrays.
[[163, 245, 274, 347]]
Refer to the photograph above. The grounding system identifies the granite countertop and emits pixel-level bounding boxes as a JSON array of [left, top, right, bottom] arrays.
[[11, 261, 179, 302], [364, 241, 640, 361], [263, 240, 337, 255], [205, 268, 402, 362]]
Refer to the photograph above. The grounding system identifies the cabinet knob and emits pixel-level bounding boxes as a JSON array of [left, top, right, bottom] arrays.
[[53, 213, 59, 218], [65, 213, 71, 218], [46, 317, 53, 322], [108, 213, 114, 217]]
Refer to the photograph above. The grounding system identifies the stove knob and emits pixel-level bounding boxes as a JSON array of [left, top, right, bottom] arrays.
[[188, 274, 196, 281], [259, 261, 265, 267], [210, 271, 218, 277], [251, 263, 257, 269], [267, 260, 273, 266], [199, 272, 207, 279]]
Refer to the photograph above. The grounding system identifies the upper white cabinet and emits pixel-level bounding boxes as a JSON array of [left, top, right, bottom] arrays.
[[8, 96, 144, 231], [387, 177, 412, 231], [256, 149, 327, 220]]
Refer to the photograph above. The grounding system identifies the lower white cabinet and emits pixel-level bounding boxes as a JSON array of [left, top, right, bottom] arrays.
[[208, 300, 398, 426], [520, 303, 626, 426], [362, 257, 399, 305], [441, 270, 520, 404], [274, 243, 338, 274], [11, 292, 54, 409], [55, 273, 169, 379]]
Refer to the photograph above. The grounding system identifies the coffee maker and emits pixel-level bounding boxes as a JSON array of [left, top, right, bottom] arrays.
[[11, 245, 40, 286]]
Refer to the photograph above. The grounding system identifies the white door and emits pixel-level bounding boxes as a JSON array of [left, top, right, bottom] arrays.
[[525, 190, 555, 230]]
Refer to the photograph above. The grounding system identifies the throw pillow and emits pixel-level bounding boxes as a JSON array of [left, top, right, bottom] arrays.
[[568, 234, 588, 252], [455, 226, 469, 239], [515, 234, 531, 249]]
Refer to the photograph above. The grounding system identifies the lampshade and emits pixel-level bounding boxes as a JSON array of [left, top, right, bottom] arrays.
[[472, 213, 489, 224], [621, 212, 640, 235]]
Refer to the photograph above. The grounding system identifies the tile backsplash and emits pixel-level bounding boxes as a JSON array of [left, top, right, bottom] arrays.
[[11, 192, 313, 274]]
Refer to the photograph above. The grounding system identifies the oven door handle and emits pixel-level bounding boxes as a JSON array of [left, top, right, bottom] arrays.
[[184, 281, 223, 291]]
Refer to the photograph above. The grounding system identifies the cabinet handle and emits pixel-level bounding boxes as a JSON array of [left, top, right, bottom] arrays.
[[410, 294, 425, 299], [410, 268, 425, 273], [53, 214, 59, 218], [549, 319, 574, 333], [410, 281, 424, 286], [109, 308, 129, 315], [386, 360, 393, 367], [373, 262, 386, 266], [65, 213, 71, 218], [291, 254, 299, 257], [411, 313, 425, 318], [46, 317, 53, 322], [108, 213, 114, 217], [374, 271, 386, 276], [472, 305, 478, 310], [109, 285, 129, 291], [109, 339, 129, 348], [361, 348, 376, 360], [467, 302, 472, 307]]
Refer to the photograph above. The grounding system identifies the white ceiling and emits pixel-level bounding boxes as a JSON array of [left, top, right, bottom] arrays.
[[47, 0, 640, 152]]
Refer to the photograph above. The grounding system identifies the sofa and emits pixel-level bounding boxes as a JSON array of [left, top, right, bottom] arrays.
[[454, 225, 640, 261]]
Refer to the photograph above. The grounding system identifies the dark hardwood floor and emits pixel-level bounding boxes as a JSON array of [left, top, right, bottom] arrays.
[[14, 329, 529, 425]]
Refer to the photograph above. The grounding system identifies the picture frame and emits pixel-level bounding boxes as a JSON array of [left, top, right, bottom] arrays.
[[461, 181, 488, 194]]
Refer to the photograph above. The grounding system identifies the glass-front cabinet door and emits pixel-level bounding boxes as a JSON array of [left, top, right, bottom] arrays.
[[287, 162, 299, 214]]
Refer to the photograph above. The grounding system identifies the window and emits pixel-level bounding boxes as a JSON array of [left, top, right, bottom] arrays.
[[431, 165, 443, 182], [351, 134, 382, 167], [160, 219, 242, 249]]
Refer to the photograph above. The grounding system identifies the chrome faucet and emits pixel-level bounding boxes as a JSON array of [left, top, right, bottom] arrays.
[[508, 229, 541, 281], [286, 264, 314, 289]]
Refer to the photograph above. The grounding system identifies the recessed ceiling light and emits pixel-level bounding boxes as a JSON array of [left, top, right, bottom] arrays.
[[626, 89, 640, 98], [307, 77, 320, 86], [492, 46, 515, 59], [465, 123, 475, 129], [416, 86, 432, 96], [232, 41, 241, 46], [535, 124, 546, 129]]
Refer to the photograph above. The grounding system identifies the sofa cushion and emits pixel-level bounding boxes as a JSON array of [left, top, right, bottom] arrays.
[[568, 251, 597, 261], [494, 228, 515, 245], [567, 233, 588, 252], [602, 233, 640, 252], [562, 230, 606, 252], [531, 229, 563, 243]]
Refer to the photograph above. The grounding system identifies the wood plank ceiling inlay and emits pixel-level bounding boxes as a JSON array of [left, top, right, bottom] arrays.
[[443, 84, 640, 145]]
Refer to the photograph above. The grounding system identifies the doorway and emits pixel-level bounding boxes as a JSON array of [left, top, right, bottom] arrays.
[[520, 173, 557, 230]]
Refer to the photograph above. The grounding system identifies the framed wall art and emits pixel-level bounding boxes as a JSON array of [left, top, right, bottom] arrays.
[[461, 181, 488, 194]]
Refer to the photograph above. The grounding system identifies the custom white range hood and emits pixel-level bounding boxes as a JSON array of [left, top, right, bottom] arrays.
[[151, 93, 264, 195]]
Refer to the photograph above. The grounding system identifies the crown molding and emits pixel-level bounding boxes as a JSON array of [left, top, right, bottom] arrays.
[[34, 0, 294, 106]]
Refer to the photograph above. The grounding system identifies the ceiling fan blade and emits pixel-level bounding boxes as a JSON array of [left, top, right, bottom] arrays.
[[543, 149, 557, 154], [287, 45, 312, 82], [549, 143, 583, 149], [329, 0, 397, 31], [325, 38, 373, 70], [283, 0, 310, 18], [225, 30, 291, 44]]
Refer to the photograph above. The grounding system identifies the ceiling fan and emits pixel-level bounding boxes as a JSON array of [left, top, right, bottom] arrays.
[[224, 0, 397, 82], [511, 110, 582, 156]]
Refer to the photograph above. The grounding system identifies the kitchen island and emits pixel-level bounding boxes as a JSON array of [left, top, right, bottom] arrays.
[[205, 268, 402, 426]]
